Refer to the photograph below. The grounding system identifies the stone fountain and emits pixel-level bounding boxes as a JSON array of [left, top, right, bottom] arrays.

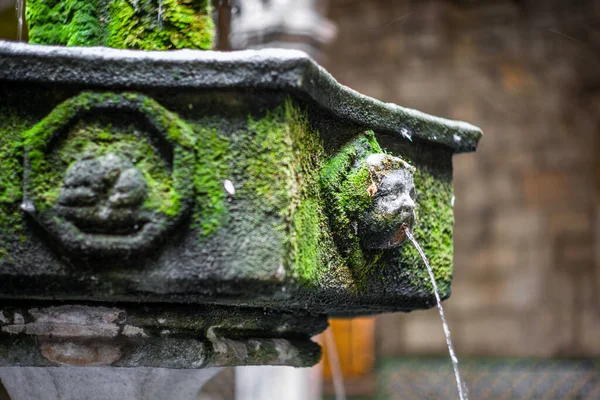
[[0, 0, 481, 398]]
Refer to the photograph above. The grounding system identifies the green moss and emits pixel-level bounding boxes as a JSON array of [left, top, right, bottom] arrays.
[[27, 0, 214, 50], [0, 112, 27, 252], [27, 0, 105, 46], [229, 101, 329, 284], [398, 167, 454, 294], [191, 125, 231, 236], [283, 105, 326, 283], [107, 0, 213, 50], [319, 132, 386, 282]]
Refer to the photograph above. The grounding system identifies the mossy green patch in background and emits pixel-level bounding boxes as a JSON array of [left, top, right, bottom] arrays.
[[107, 0, 214, 50], [21, 92, 196, 219], [27, 0, 214, 50], [26, 0, 105, 46], [319, 132, 385, 282]]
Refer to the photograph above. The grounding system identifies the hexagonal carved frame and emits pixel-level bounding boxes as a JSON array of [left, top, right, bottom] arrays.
[[21, 92, 196, 258]]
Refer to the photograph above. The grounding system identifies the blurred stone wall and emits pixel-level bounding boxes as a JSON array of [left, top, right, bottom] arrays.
[[322, 0, 600, 358]]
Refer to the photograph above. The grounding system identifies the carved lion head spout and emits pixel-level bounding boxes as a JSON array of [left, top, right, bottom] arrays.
[[56, 152, 149, 236], [358, 154, 416, 249]]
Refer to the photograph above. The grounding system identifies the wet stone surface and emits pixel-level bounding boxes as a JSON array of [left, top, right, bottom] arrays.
[[0, 43, 481, 367]]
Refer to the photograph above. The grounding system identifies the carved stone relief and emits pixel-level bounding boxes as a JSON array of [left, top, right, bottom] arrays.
[[21, 93, 196, 257]]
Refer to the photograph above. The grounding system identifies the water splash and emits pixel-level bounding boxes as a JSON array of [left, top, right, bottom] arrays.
[[324, 328, 346, 400], [16, 0, 24, 42], [157, 0, 163, 30], [403, 226, 468, 400]]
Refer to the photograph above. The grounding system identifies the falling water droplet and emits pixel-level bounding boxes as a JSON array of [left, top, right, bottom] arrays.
[[15, 0, 24, 42], [404, 226, 469, 400], [157, 0, 163, 30]]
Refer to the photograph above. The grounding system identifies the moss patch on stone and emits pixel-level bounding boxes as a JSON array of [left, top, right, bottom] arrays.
[[27, 0, 106, 46], [27, 0, 214, 50], [21, 92, 196, 220], [319, 132, 386, 282], [228, 101, 329, 284], [0, 112, 27, 253], [397, 167, 454, 294], [190, 125, 231, 237], [107, 0, 214, 50]]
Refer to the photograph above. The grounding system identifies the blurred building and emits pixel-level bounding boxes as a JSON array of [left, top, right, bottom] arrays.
[[320, 0, 599, 360]]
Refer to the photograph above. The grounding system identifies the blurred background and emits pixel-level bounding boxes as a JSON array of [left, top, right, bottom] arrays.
[[1, 0, 599, 399]]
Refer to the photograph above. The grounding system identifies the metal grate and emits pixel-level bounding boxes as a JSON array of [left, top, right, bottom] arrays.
[[376, 358, 600, 400]]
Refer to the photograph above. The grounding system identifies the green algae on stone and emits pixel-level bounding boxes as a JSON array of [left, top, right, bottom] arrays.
[[319, 132, 387, 282], [27, 0, 214, 50], [21, 92, 196, 219], [191, 125, 231, 237], [396, 167, 454, 295], [107, 0, 214, 50], [0, 112, 27, 251], [230, 101, 329, 284]]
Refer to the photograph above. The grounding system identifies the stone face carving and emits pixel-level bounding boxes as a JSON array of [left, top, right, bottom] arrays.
[[57, 153, 150, 236], [358, 153, 416, 249], [319, 132, 418, 274], [21, 92, 196, 257]]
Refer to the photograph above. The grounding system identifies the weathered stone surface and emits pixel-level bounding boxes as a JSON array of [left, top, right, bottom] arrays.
[[0, 42, 481, 153], [0, 303, 325, 368], [0, 366, 222, 400], [0, 42, 482, 366], [0, 42, 482, 319]]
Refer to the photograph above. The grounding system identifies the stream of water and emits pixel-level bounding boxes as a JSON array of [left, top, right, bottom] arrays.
[[16, 0, 24, 41], [157, 0, 163, 30], [404, 227, 468, 400]]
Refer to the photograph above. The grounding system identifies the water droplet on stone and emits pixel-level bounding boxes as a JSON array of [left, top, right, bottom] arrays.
[[224, 179, 235, 196]]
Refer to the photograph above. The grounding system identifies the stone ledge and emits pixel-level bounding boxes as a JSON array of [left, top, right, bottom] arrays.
[[0, 41, 482, 153]]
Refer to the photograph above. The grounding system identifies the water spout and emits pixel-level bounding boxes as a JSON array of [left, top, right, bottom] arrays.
[[403, 225, 468, 400]]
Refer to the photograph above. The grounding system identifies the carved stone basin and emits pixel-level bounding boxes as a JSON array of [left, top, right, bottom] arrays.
[[0, 41, 481, 369]]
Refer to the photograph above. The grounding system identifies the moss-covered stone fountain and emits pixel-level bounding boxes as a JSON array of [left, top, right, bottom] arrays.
[[0, 0, 481, 392]]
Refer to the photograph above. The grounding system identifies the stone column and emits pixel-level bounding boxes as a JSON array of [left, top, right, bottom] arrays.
[[235, 365, 321, 400]]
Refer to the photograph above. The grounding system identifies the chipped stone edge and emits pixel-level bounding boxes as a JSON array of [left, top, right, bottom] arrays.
[[0, 305, 322, 368]]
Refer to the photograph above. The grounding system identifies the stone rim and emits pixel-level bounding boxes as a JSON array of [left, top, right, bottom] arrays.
[[0, 41, 482, 153]]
